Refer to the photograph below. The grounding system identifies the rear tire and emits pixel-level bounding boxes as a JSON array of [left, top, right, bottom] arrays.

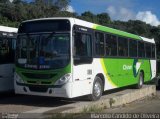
[[88, 76, 103, 101], [136, 72, 144, 89]]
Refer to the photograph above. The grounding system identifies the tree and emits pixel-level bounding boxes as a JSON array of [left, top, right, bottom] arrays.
[[97, 13, 111, 25], [80, 11, 98, 23], [54, 0, 70, 10], [13, 0, 23, 4], [54, 10, 77, 17], [0, 0, 159, 59], [0, 0, 10, 3]]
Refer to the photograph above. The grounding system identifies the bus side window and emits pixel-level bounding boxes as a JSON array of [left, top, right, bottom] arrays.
[[129, 39, 137, 58], [10, 38, 16, 62], [151, 44, 156, 59], [74, 32, 91, 57], [12, 38, 16, 50], [74, 32, 92, 65], [105, 34, 117, 57], [118, 37, 128, 57], [138, 41, 145, 58], [95, 32, 104, 56], [0, 37, 9, 63], [145, 43, 152, 58]]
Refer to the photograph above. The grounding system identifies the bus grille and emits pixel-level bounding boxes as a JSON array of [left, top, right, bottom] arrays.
[[22, 73, 57, 79], [28, 85, 48, 92]]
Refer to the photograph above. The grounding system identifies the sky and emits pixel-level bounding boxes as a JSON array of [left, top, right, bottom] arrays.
[[26, 0, 160, 26]]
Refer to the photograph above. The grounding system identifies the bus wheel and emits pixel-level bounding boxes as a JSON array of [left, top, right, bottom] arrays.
[[88, 76, 103, 101], [136, 72, 144, 89]]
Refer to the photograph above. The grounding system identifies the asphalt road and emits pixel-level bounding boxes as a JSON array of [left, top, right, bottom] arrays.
[[0, 94, 76, 113]]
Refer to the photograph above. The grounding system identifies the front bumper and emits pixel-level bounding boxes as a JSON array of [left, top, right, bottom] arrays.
[[14, 81, 72, 98]]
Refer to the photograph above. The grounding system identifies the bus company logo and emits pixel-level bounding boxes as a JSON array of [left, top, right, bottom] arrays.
[[133, 59, 142, 77], [79, 27, 88, 31], [123, 65, 132, 70]]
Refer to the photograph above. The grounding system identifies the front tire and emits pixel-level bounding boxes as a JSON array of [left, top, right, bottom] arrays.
[[88, 76, 103, 101], [136, 72, 144, 89]]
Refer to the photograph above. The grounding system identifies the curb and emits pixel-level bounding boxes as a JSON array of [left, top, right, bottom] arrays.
[[61, 85, 156, 113], [20, 85, 156, 118]]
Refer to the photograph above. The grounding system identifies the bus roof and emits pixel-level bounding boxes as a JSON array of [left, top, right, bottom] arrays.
[[0, 25, 18, 33], [21, 17, 155, 43]]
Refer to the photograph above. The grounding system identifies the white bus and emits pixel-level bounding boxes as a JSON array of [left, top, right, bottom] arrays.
[[0, 25, 17, 92], [14, 18, 156, 100]]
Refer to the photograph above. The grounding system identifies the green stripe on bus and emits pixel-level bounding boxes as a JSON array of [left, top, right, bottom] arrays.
[[100, 59, 117, 88], [93, 25, 142, 40]]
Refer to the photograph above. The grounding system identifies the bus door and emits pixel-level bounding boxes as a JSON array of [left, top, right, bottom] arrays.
[[72, 26, 94, 97], [0, 35, 16, 92]]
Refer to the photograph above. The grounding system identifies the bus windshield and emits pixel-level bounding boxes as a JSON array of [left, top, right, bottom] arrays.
[[16, 33, 70, 70]]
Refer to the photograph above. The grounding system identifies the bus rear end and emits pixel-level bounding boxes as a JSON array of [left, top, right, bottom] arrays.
[[14, 19, 72, 98]]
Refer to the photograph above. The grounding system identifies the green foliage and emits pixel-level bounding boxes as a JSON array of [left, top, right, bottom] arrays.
[[97, 13, 111, 25], [0, 0, 159, 57], [0, 0, 70, 25], [80, 11, 98, 23]]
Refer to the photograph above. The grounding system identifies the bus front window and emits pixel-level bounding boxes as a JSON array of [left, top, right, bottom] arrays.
[[39, 33, 70, 69], [16, 33, 70, 70]]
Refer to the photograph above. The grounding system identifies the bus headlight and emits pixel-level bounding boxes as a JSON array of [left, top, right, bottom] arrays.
[[14, 72, 24, 84], [55, 73, 71, 85]]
